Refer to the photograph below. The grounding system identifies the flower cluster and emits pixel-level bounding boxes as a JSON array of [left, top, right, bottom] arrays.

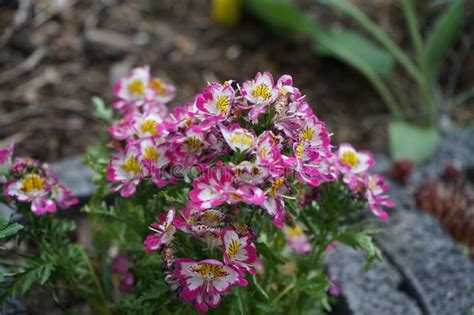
[[0, 143, 78, 215], [107, 67, 393, 312], [335, 144, 394, 220]]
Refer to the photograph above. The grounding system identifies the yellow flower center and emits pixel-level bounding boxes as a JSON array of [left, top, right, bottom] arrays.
[[341, 151, 359, 168], [251, 83, 271, 100], [296, 144, 304, 158], [201, 211, 222, 225], [122, 158, 141, 174], [269, 178, 284, 197], [183, 119, 192, 127], [226, 239, 241, 259], [143, 146, 159, 161], [270, 133, 280, 144], [21, 174, 45, 194], [150, 78, 166, 95], [192, 264, 228, 278], [186, 137, 203, 151], [259, 148, 267, 158], [140, 119, 158, 136], [369, 177, 376, 190], [299, 127, 313, 142], [288, 226, 304, 238], [230, 193, 242, 202], [128, 79, 145, 96], [216, 95, 230, 116], [230, 134, 253, 147]]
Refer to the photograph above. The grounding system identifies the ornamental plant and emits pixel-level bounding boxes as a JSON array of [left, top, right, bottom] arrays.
[[0, 67, 393, 314]]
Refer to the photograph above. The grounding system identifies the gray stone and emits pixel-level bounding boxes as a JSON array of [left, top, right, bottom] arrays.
[[411, 128, 474, 188], [0, 299, 28, 315], [50, 155, 95, 200], [377, 209, 474, 315], [327, 246, 422, 315]]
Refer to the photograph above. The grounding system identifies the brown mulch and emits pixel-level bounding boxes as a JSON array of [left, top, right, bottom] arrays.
[[0, 0, 472, 162]]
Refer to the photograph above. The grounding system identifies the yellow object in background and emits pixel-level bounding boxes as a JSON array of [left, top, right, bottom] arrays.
[[211, 0, 241, 26]]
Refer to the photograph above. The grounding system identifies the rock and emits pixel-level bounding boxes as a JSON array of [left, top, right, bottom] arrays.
[[0, 265, 28, 315], [377, 209, 474, 315], [327, 246, 422, 315], [84, 29, 135, 59], [411, 129, 474, 188], [50, 155, 95, 201], [0, 299, 28, 315]]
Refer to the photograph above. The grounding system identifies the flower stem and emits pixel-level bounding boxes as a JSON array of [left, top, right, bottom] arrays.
[[78, 246, 110, 315], [271, 281, 295, 305]]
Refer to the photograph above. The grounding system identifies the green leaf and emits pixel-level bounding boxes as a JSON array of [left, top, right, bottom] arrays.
[[310, 29, 401, 117], [0, 216, 7, 230], [243, 0, 316, 34], [388, 120, 439, 163], [244, 0, 400, 116], [256, 242, 285, 265], [250, 275, 270, 301], [135, 283, 169, 303], [424, 0, 464, 79], [0, 220, 23, 239], [319, 0, 423, 85], [336, 228, 383, 271], [92, 96, 113, 124], [315, 28, 394, 79], [230, 286, 249, 315], [39, 263, 54, 284]]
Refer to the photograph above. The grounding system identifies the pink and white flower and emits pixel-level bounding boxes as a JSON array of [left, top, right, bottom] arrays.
[[220, 124, 255, 153], [50, 180, 78, 209], [276, 74, 295, 96], [256, 131, 284, 176], [113, 66, 176, 113], [298, 116, 330, 150], [241, 72, 279, 122], [144, 209, 177, 252], [195, 83, 234, 122], [284, 225, 311, 255], [293, 142, 335, 187], [132, 112, 164, 138], [337, 144, 374, 174], [0, 142, 14, 167], [262, 178, 288, 228], [365, 175, 394, 221], [232, 161, 266, 185], [175, 208, 225, 248], [173, 258, 247, 313], [173, 126, 209, 168], [114, 66, 153, 109], [4, 173, 56, 215], [221, 227, 257, 275], [241, 72, 278, 105], [107, 145, 143, 197], [0, 142, 15, 183], [109, 118, 134, 141], [189, 163, 234, 210], [149, 77, 176, 104]]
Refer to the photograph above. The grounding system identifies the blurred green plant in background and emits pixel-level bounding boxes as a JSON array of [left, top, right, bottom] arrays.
[[243, 0, 470, 163]]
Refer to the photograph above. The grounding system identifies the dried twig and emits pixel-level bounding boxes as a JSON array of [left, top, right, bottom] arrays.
[[0, 0, 32, 48], [0, 47, 48, 86]]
